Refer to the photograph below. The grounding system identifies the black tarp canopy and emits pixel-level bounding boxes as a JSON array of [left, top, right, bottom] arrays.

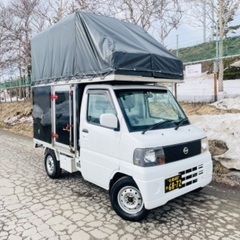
[[31, 12, 183, 84]]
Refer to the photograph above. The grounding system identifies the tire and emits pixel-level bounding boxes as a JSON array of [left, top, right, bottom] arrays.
[[110, 177, 149, 221], [44, 150, 61, 179]]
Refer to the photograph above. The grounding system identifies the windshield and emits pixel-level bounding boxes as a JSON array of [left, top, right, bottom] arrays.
[[115, 89, 188, 132]]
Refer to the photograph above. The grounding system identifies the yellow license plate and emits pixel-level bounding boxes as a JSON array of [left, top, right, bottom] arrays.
[[165, 175, 183, 193]]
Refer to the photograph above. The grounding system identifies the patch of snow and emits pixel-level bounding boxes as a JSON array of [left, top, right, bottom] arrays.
[[230, 60, 240, 67], [211, 96, 240, 110], [180, 90, 240, 170], [19, 116, 33, 124], [190, 114, 240, 170], [4, 116, 19, 125], [4, 116, 32, 125], [0, 96, 25, 102]]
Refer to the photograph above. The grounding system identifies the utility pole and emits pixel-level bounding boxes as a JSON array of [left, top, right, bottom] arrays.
[[218, 0, 224, 92], [213, 40, 218, 101], [213, 0, 219, 102], [176, 34, 179, 57], [174, 34, 179, 99], [211, 0, 215, 41], [203, 0, 207, 42]]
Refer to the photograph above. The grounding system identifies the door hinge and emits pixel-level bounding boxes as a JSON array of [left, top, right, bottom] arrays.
[[51, 133, 59, 139], [51, 94, 58, 100], [63, 124, 72, 132]]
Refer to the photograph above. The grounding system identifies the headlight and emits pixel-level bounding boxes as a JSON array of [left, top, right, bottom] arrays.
[[133, 147, 165, 167], [201, 137, 208, 153]]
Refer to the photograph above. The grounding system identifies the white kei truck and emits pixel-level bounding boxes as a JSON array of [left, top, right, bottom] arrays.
[[32, 12, 212, 221]]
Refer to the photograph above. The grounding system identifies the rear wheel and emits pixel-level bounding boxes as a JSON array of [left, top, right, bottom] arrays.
[[44, 150, 61, 179], [110, 177, 149, 221]]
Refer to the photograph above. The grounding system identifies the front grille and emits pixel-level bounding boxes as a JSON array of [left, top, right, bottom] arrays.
[[163, 140, 201, 163], [179, 164, 203, 187]]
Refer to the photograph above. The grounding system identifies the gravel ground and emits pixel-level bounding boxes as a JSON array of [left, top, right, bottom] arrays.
[[0, 129, 240, 240]]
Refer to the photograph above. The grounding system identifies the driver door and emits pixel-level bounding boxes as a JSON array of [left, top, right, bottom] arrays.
[[80, 89, 120, 189]]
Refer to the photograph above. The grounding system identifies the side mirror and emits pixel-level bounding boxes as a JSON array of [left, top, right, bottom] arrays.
[[100, 113, 118, 129]]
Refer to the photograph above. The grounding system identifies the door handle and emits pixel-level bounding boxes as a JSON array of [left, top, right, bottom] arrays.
[[82, 129, 89, 133]]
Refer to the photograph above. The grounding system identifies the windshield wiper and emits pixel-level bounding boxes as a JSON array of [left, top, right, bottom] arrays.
[[142, 120, 175, 135], [175, 117, 189, 130]]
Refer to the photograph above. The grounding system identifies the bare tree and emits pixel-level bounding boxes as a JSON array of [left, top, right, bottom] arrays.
[[0, 3, 20, 77], [156, 0, 183, 44], [0, 0, 45, 73], [217, 0, 240, 91], [41, 0, 104, 25], [0, 0, 183, 84], [70, 0, 104, 14], [0, 0, 47, 98], [108, 0, 157, 30], [40, 0, 71, 24], [107, 0, 183, 44], [184, 0, 240, 92]]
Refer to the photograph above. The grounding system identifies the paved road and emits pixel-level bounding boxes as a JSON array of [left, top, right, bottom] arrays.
[[0, 129, 240, 240]]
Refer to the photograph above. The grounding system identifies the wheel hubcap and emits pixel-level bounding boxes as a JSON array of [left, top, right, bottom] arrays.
[[46, 155, 54, 174], [118, 186, 143, 214]]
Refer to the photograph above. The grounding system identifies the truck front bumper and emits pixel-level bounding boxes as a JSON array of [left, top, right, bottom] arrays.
[[133, 152, 212, 210]]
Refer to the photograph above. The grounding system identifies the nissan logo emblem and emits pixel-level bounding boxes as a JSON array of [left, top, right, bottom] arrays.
[[183, 147, 189, 155]]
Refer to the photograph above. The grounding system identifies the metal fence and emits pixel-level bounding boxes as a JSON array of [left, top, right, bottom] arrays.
[[176, 73, 240, 103], [0, 77, 31, 102], [1, 76, 240, 104], [170, 35, 240, 103]]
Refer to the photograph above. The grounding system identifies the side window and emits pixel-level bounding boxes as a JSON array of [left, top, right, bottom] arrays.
[[87, 91, 115, 125], [55, 91, 71, 145]]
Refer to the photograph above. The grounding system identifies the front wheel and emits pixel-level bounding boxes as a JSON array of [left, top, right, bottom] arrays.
[[44, 150, 61, 179], [110, 177, 149, 221]]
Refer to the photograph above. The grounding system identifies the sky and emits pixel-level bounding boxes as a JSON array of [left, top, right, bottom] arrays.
[[164, 8, 240, 50]]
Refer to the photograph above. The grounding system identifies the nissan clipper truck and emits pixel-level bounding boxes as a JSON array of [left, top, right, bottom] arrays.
[[33, 82, 212, 221]]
